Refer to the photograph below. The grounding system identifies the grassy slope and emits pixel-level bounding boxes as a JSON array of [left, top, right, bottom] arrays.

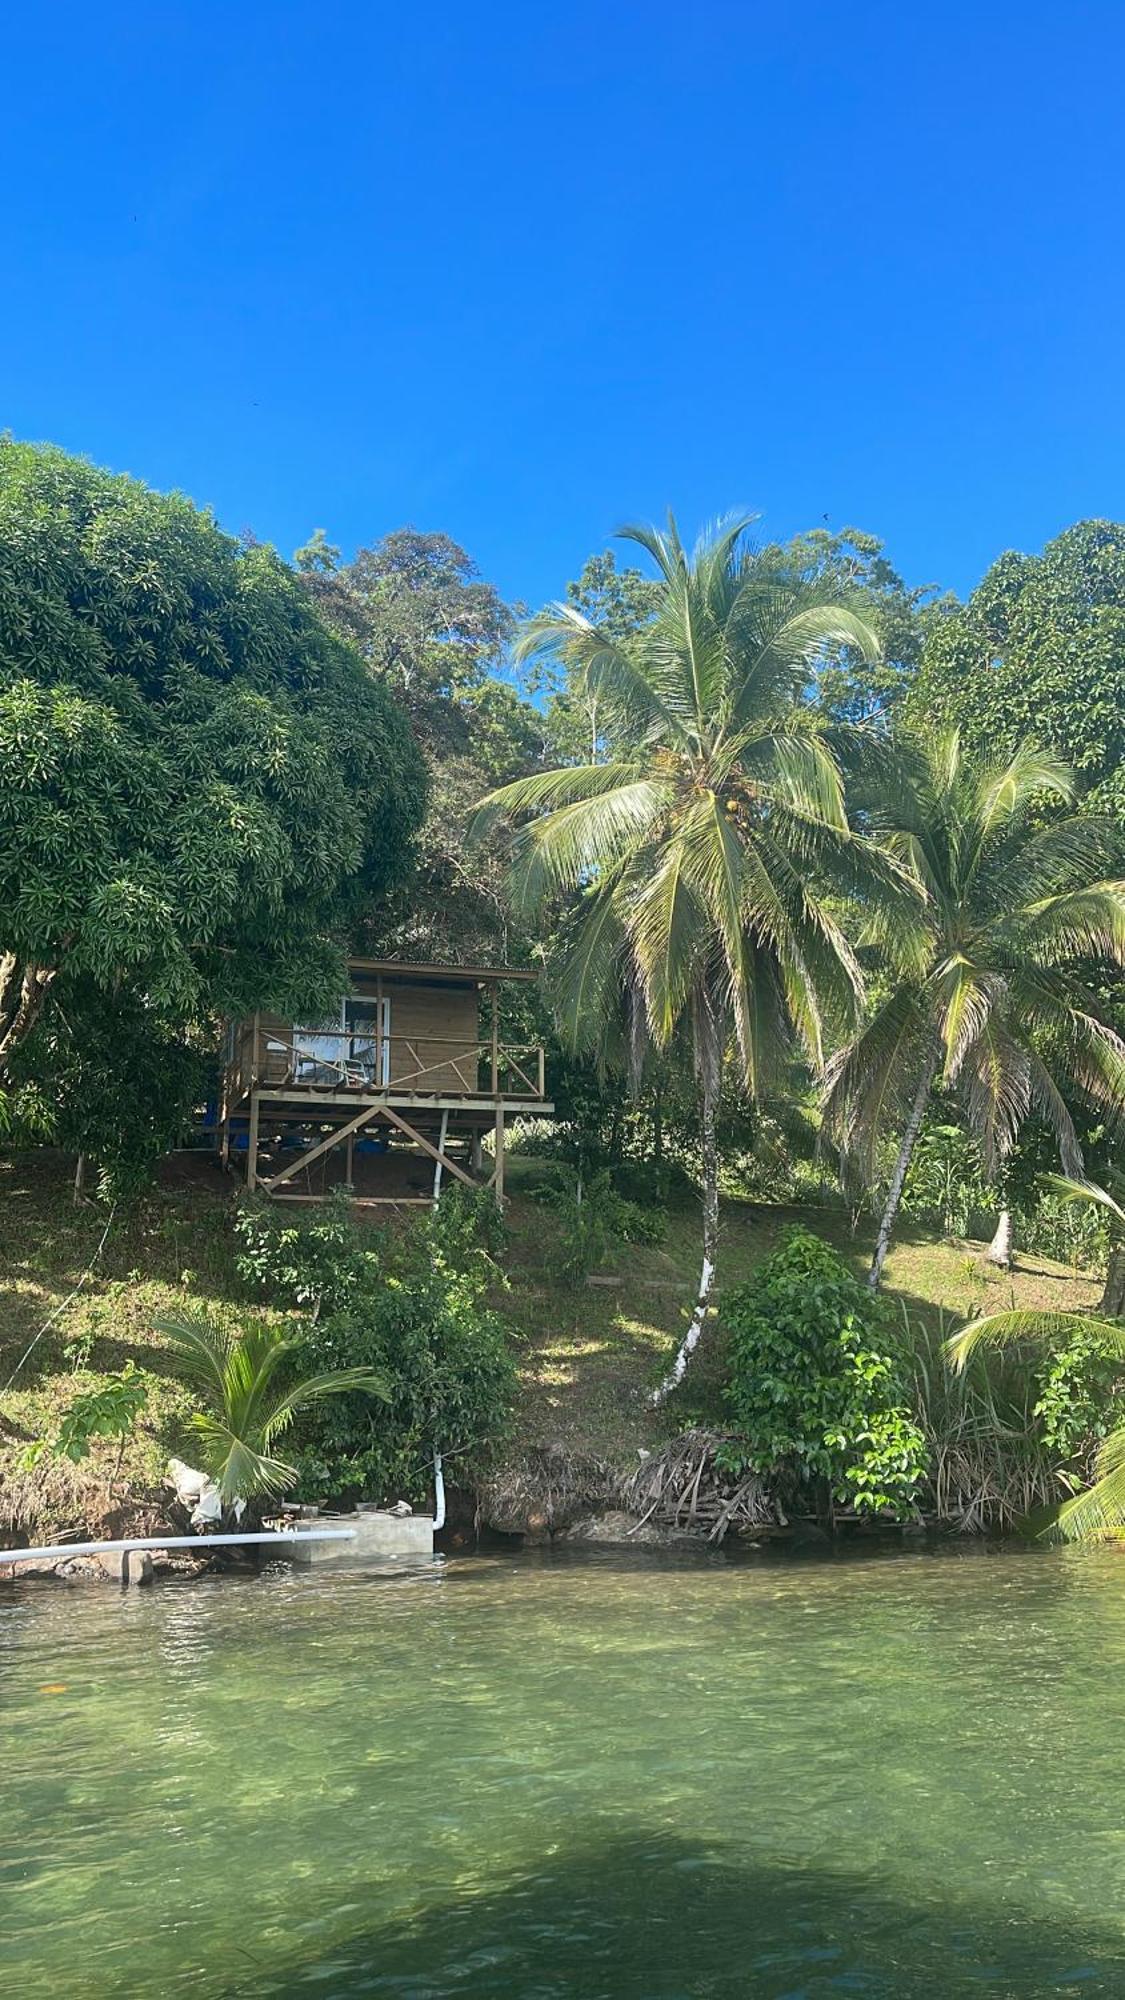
[[0, 1148, 1103, 1535]]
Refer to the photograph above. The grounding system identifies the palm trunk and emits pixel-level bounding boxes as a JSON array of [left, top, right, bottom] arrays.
[[652, 981, 720, 1404], [987, 1208, 1013, 1269], [867, 1039, 942, 1290], [1100, 1242, 1125, 1318]]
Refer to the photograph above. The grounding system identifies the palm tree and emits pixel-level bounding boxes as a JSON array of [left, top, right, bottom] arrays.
[[947, 1290, 1125, 1542], [476, 513, 889, 1400], [824, 730, 1125, 1289], [155, 1310, 388, 1506]]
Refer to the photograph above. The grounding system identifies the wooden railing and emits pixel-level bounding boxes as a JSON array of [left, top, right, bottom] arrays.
[[227, 1023, 547, 1101]]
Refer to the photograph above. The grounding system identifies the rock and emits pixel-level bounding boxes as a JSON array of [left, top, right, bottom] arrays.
[[96, 1550, 154, 1586]]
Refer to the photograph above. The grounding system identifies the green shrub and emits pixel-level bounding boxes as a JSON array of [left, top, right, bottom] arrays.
[[720, 1227, 928, 1520], [533, 1167, 667, 1285], [233, 1189, 516, 1507], [234, 1190, 382, 1316], [1034, 1325, 1125, 1473]]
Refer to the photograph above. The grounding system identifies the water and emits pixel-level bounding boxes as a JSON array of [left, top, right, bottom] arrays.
[[2, 1544, 1125, 1998]]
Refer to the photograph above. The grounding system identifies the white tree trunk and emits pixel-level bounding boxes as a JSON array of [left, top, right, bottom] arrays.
[[987, 1208, 1013, 1268], [652, 980, 720, 1404], [867, 1040, 942, 1290]]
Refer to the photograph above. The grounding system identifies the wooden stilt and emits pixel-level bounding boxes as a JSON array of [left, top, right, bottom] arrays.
[[469, 1130, 483, 1176], [494, 1103, 505, 1208], [247, 1092, 261, 1192], [432, 1107, 450, 1201], [345, 1131, 355, 1187]]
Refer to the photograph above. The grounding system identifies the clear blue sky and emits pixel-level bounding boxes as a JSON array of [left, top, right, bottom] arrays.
[[4, 2, 1123, 613]]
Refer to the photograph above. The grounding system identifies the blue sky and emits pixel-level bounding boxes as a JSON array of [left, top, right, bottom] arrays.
[[4, 2, 1123, 615]]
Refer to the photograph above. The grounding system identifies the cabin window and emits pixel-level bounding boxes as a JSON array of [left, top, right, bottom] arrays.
[[293, 997, 391, 1085]]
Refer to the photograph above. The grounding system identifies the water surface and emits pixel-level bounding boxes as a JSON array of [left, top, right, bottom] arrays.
[[3, 1542, 1124, 1997]]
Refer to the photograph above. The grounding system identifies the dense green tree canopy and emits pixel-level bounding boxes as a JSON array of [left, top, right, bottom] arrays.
[[296, 525, 547, 959], [910, 520, 1125, 810], [759, 525, 951, 724], [0, 441, 425, 1072]]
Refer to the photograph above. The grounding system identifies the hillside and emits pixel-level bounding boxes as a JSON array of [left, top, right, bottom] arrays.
[[0, 1148, 1103, 1545]]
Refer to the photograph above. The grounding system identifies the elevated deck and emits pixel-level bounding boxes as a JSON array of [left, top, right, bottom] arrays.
[[220, 961, 553, 1207]]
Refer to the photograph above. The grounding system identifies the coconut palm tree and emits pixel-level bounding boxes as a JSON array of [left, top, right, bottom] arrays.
[[824, 730, 1125, 1289], [156, 1310, 388, 1506], [475, 513, 892, 1400], [947, 1288, 1125, 1542]]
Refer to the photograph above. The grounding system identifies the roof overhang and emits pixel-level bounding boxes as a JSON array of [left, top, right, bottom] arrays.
[[346, 958, 539, 984]]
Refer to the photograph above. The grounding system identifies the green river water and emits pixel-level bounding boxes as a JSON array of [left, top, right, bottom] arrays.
[[2, 1542, 1124, 1998]]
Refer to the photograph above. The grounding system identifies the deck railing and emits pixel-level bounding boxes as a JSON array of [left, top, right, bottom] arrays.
[[227, 1022, 547, 1102]]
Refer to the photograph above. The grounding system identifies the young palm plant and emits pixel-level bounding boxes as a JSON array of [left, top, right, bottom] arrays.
[[155, 1310, 388, 1507], [824, 730, 1125, 1288], [946, 1269, 1125, 1543], [475, 513, 893, 1401]]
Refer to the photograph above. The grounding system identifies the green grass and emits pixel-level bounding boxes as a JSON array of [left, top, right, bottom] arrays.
[[0, 1147, 1105, 1536]]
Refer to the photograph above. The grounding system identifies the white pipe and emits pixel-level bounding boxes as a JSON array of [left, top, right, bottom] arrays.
[[0, 1529, 357, 1568], [433, 1449, 446, 1531]]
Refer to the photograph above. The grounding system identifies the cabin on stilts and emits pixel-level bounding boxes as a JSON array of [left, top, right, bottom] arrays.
[[220, 960, 552, 1208]]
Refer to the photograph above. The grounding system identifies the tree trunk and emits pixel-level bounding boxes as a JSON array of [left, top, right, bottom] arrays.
[[867, 1039, 943, 1290], [0, 959, 57, 1076], [652, 981, 721, 1404], [987, 1208, 1013, 1269], [1100, 1243, 1125, 1317]]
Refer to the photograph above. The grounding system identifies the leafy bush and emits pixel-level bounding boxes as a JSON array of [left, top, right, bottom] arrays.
[[720, 1227, 928, 1520], [21, 1363, 149, 1470], [532, 1168, 667, 1285], [1034, 1325, 1125, 1472], [234, 1189, 516, 1506], [900, 1122, 990, 1239], [234, 1191, 382, 1316]]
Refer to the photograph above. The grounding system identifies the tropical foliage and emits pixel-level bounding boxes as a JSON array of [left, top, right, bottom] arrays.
[[720, 1227, 928, 1520], [152, 1309, 388, 1505], [947, 1298, 1125, 1543], [824, 729, 1125, 1285], [477, 513, 895, 1396], [0, 441, 426, 1131], [233, 1189, 517, 1507]]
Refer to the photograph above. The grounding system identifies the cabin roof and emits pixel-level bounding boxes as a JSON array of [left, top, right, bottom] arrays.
[[346, 957, 539, 984]]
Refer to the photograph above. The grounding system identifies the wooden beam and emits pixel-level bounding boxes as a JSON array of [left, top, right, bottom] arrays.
[[375, 1104, 479, 1190], [260, 1102, 385, 1192], [490, 986, 499, 1094]]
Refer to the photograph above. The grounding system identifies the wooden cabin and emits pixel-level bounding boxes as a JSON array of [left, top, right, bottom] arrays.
[[220, 959, 552, 1207]]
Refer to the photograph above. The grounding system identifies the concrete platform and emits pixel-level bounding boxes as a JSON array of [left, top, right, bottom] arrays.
[[288, 1510, 435, 1565]]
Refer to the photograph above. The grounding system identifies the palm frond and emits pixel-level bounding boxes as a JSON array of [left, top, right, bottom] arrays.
[[946, 1309, 1125, 1371], [505, 780, 670, 910]]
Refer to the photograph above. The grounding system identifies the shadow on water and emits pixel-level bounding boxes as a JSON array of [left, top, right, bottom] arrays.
[[234, 1827, 1125, 2000]]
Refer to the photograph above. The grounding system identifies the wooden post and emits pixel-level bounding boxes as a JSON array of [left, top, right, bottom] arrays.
[[537, 1044, 545, 1099], [470, 1130, 483, 1176], [345, 1132, 355, 1187], [375, 972, 384, 1086], [432, 1107, 449, 1202], [490, 984, 499, 1094], [251, 1010, 261, 1085], [247, 1091, 261, 1192], [494, 1103, 505, 1209]]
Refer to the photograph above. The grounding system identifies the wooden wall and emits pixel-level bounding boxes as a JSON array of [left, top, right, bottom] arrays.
[[239, 978, 484, 1094]]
